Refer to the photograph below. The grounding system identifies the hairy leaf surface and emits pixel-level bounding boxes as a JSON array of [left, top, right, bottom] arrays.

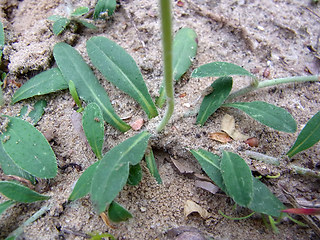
[[11, 68, 68, 104], [220, 151, 253, 207], [91, 131, 150, 213], [0, 181, 50, 203], [0, 116, 57, 179], [82, 103, 104, 160], [87, 36, 158, 119], [197, 77, 233, 125], [223, 101, 297, 133], [53, 42, 130, 132], [287, 111, 320, 157], [192, 62, 254, 78]]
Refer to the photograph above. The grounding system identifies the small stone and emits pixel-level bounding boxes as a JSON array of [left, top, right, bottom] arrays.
[[140, 206, 147, 212]]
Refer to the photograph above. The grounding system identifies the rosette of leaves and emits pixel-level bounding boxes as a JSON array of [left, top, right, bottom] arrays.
[[48, 6, 96, 36]]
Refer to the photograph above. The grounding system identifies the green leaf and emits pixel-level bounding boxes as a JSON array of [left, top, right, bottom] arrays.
[[52, 17, 70, 35], [71, 6, 89, 17], [53, 42, 130, 132], [11, 68, 68, 104], [86, 36, 158, 119], [94, 0, 116, 19], [172, 28, 198, 81], [91, 131, 150, 213], [0, 141, 35, 183], [68, 161, 99, 201], [68, 80, 83, 111], [156, 28, 198, 108], [287, 111, 320, 157], [0, 181, 50, 203], [47, 15, 64, 21], [223, 101, 297, 133], [28, 100, 47, 125], [197, 77, 233, 125], [127, 163, 142, 186], [0, 116, 57, 179], [191, 62, 255, 78], [0, 21, 4, 60], [82, 103, 104, 160], [220, 151, 253, 207], [0, 200, 15, 215], [248, 177, 285, 217], [108, 201, 133, 222], [76, 19, 97, 29], [145, 148, 162, 184], [190, 149, 226, 192]]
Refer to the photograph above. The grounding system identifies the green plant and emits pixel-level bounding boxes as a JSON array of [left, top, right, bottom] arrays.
[[2, 0, 320, 234], [93, 0, 117, 19], [48, 6, 96, 36], [0, 20, 5, 106]]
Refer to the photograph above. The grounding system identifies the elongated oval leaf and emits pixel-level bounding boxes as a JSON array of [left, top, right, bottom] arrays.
[[28, 100, 47, 125], [53, 17, 70, 35], [0, 21, 4, 60], [145, 148, 162, 184], [94, 0, 116, 19], [0, 116, 57, 178], [197, 77, 233, 125], [53, 42, 130, 132], [172, 28, 198, 81], [0, 181, 50, 203], [86, 36, 158, 119], [0, 200, 15, 215], [223, 101, 297, 133], [76, 19, 97, 30], [221, 151, 253, 207], [156, 28, 198, 107], [127, 163, 142, 186], [248, 177, 285, 217], [91, 131, 150, 213], [71, 6, 89, 17], [287, 111, 320, 157], [190, 149, 226, 193], [192, 62, 255, 78], [68, 161, 99, 201], [82, 103, 104, 160], [11, 68, 68, 104], [0, 141, 35, 183], [108, 201, 133, 223]]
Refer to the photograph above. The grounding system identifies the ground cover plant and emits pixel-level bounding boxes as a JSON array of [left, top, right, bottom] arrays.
[[1, 0, 320, 239]]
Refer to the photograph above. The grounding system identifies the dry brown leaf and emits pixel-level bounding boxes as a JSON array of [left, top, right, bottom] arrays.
[[171, 158, 195, 174], [184, 200, 211, 219], [221, 114, 249, 141], [208, 132, 232, 143], [130, 118, 144, 131], [195, 180, 219, 194], [194, 173, 212, 182]]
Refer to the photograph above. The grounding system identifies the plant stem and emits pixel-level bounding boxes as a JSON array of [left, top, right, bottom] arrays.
[[227, 75, 319, 101], [7, 203, 52, 239], [156, 0, 174, 133]]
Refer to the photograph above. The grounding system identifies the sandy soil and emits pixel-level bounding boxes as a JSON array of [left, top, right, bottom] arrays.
[[0, 0, 320, 239]]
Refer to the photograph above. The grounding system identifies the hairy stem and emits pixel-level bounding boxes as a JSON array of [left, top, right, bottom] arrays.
[[227, 75, 319, 101], [156, 0, 174, 132]]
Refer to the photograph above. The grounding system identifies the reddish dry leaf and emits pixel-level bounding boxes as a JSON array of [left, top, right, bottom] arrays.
[[282, 208, 320, 215], [208, 132, 232, 144], [130, 118, 144, 131]]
